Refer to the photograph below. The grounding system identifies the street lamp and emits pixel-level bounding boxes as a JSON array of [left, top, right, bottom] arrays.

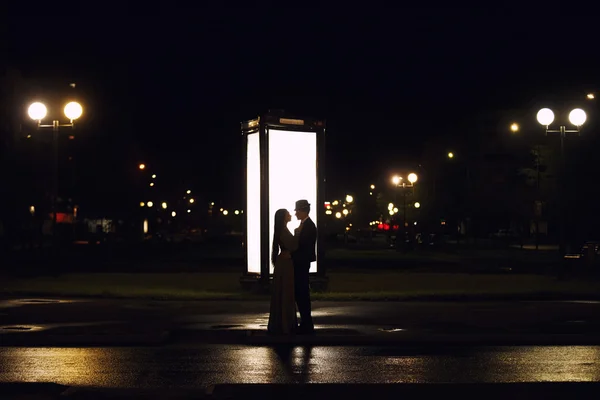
[[536, 107, 586, 254], [408, 173, 418, 184], [27, 100, 83, 247], [447, 152, 454, 159], [345, 195, 354, 203], [537, 107, 585, 156], [391, 173, 418, 251], [510, 123, 519, 133]]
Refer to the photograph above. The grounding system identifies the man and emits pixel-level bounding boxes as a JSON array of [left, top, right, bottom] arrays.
[[292, 199, 317, 334]]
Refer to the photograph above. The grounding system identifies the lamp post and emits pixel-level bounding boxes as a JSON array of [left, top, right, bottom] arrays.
[[28, 101, 83, 247], [392, 172, 418, 251], [536, 107, 586, 254]]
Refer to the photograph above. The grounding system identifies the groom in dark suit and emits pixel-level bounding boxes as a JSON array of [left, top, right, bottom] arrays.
[[292, 199, 317, 334]]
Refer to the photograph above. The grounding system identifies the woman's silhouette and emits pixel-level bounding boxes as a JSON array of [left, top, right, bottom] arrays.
[[267, 208, 298, 335]]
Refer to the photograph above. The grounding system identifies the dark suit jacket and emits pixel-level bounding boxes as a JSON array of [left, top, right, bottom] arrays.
[[292, 217, 317, 269]]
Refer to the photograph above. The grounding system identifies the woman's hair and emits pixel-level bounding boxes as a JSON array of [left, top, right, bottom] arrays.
[[271, 209, 288, 265]]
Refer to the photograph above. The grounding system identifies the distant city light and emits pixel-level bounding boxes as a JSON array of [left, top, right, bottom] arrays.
[[150, 182, 155, 187], [147, 201, 154, 208], [335, 212, 342, 219], [223, 210, 229, 215], [187, 190, 192, 194], [140, 202, 145, 207], [187, 209, 191, 213], [370, 184, 375, 189], [152, 174, 157, 179], [161, 202, 167, 209], [189, 198, 195, 204], [139, 163, 146, 170], [171, 211, 176, 217], [234, 210, 240, 215]]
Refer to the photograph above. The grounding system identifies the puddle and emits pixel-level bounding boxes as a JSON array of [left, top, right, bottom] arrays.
[[15, 299, 62, 304], [211, 324, 244, 329], [0, 325, 45, 332], [378, 328, 406, 333]]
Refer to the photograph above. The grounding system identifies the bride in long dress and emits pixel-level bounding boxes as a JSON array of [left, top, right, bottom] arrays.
[[267, 208, 298, 335]]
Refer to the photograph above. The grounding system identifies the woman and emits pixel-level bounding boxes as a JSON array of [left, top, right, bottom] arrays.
[[267, 208, 298, 335]]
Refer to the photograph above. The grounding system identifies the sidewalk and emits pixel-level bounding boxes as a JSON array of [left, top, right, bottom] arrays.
[[2, 298, 600, 347]]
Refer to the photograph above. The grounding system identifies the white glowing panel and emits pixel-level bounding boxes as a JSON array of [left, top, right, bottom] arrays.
[[268, 129, 317, 274], [246, 133, 261, 274]]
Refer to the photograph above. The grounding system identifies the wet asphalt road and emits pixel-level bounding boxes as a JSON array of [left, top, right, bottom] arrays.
[[1, 345, 600, 389]]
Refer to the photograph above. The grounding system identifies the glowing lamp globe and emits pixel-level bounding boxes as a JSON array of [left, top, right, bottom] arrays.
[[28, 102, 47, 121], [64, 102, 83, 121], [536, 108, 555, 126], [408, 173, 418, 184], [569, 108, 586, 126]]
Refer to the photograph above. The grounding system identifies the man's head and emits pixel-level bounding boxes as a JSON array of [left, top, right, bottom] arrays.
[[294, 199, 310, 220]]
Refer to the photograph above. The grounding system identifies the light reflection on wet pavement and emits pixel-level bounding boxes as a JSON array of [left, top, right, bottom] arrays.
[[1, 345, 599, 389]]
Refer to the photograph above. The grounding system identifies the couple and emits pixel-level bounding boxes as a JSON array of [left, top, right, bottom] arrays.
[[268, 199, 316, 336]]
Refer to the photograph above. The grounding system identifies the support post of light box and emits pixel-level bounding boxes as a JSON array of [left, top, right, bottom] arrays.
[[241, 112, 327, 292]]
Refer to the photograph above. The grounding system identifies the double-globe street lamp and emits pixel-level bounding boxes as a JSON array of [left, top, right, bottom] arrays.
[[28, 101, 83, 246], [536, 107, 586, 254], [392, 173, 418, 250]]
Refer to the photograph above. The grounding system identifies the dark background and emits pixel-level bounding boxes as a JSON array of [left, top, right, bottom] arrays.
[[1, 6, 598, 226]]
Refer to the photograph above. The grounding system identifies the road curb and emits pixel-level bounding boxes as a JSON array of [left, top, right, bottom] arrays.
[[206, 382, 600, 398]]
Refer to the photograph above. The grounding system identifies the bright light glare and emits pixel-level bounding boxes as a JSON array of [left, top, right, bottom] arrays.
[[345, 195, 353, 203], [161, 202, 167, 209], [569, 108, 586, 126], [392, 176, 401, 185], [28, 102, 47, 120], [370, 184, 375, 189], [247, 133, 261, 274], [587, 93, 595, 99], [537, 108, 555, 126], [139, 164, 146, 170], [269, 129, 317, 274], [510, 123, 519, 132], [171, 211, 176, 217], [143, 219, 149, 234], [408, 173, 418, 184], [64, 102, 83, 120], [223, 210, 229, 215], [147, 201, 153, 208], [414, 202, 421, 208], [335, 212, 342, 218], [448, 152, 454, 159]]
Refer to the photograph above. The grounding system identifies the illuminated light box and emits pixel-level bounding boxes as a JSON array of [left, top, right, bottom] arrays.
[[241, 112, 326, 284]]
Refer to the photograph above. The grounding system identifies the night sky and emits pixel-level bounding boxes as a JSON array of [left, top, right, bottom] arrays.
[[3, 6, 598, 206]]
